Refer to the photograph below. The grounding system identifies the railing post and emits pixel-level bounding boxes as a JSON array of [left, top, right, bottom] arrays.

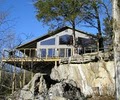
[[56, 48, 59, 58], [35, 48, 37, 57], [23, 49, 25, 58], [65, 48, 66, 57], [39, 49, 41, 58], [29, 49, 31, 58]]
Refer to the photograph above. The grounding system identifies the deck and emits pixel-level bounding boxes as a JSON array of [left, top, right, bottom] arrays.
[[2, 48, 63, 72], [2, 57, 60, 62], [1, 47, 102, 71]]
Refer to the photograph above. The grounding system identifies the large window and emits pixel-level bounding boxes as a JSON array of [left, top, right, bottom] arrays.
[[77, 37, 94, 47], [66, 48, 71, 57], [48, 49, 55, 57], [41, 38, 55, 45], [59, 35, 73, 45], [41, 49, 46, 57], [59, 49, 65, 57]]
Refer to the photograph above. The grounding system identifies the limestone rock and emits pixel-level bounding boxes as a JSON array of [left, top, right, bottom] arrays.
[[50, 61, 115, 97], [8, 61, 115, 100]]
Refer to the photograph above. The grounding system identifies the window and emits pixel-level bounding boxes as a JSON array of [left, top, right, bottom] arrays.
[[77, 37, 93, 47], [41, 49, 46, 57], [41, 38, 55, 45], [66, 48, 71, 57], [48, 49, 55, 57], [59, 49, 65, 57], [59, 35, 73, 45]]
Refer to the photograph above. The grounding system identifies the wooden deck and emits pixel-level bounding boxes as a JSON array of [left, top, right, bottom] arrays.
[[2, 57, 60, 62]]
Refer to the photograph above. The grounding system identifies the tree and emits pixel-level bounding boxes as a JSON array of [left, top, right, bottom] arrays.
[[0, 3, 33, 96], [0, 11, 15, 51], [82, 0, 112, 50], [0, 11, 15, 97], [103, 17, 113, 50], [34, 0, 89, 54], [112, 0, 120, 99]]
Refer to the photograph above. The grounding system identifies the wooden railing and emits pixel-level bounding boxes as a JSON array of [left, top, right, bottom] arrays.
[[2, 48, 72, 60], [2, 47, 107, 61]]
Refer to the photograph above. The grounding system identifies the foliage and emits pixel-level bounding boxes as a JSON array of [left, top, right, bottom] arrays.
[[34, 0, 90, 50], [103, 17, 113, 50], [34, 0, 112, 50], [34, 0, 88, 29], [82, 0, 112, 49]]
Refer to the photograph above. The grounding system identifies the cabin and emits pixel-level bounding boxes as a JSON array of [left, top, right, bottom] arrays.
[[2, 26, 96, 72]]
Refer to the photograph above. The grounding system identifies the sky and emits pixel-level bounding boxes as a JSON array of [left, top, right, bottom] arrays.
[[0, 0, 49, 39], [0, 0, 109, 42]]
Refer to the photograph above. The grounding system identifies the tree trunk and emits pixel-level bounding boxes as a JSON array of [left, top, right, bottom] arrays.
[[113, 0, 120, 99], [94, 1, 103, 51], [72, 21, 77, 55]]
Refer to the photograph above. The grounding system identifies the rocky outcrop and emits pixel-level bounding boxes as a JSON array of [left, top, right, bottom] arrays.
[[17, 73, 85, 100], [51, 61, 115, 97], [8, 61, 115, 100]]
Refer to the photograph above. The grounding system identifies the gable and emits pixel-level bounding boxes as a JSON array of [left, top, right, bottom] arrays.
[[17, 26, 96, 49]]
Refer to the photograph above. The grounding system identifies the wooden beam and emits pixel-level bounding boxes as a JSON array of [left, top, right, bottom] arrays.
[[12, 63, 16, 93], [20, 62, 23, 88], [23, 69, 26, 86]]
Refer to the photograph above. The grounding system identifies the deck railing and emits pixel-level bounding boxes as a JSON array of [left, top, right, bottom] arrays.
[[2, 48, 72, 60], [2, 47, 102, 61]]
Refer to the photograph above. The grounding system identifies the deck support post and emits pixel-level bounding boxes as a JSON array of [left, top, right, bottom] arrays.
[[20, 62, 23, 88], [12, 63, 16, 94], [31, 61, 34, 79], [54, 61, 57, 69], [23, 69, 26, 86], [20, 62, 26, 88]]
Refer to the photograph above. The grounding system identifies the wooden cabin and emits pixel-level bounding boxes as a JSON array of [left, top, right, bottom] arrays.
[[2, 26, 96, 72]]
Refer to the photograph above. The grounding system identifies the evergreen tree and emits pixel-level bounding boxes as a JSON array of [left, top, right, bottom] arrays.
[[34, 0, 89, 54]]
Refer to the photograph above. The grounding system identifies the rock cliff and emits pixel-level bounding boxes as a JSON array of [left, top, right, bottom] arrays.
[[51, 61, 115, 97], [8, 61, 115, 100]]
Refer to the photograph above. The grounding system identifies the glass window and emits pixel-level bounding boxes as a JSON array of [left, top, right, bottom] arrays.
[[59, 35, 73, 45], [59, 49, 65, 57], [48, 49, 55, 57], [67, 48, 71, 57], [41, 38, 55, 45], [77, 37, 94, 47], [41, 49, 46, 57]]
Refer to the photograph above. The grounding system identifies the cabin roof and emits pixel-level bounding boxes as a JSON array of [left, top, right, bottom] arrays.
[[17, 26, 96, 49]]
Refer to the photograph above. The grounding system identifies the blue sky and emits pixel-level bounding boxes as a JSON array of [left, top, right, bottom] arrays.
[[0, 0, 110, 41], [0, 0, 49, 39]]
